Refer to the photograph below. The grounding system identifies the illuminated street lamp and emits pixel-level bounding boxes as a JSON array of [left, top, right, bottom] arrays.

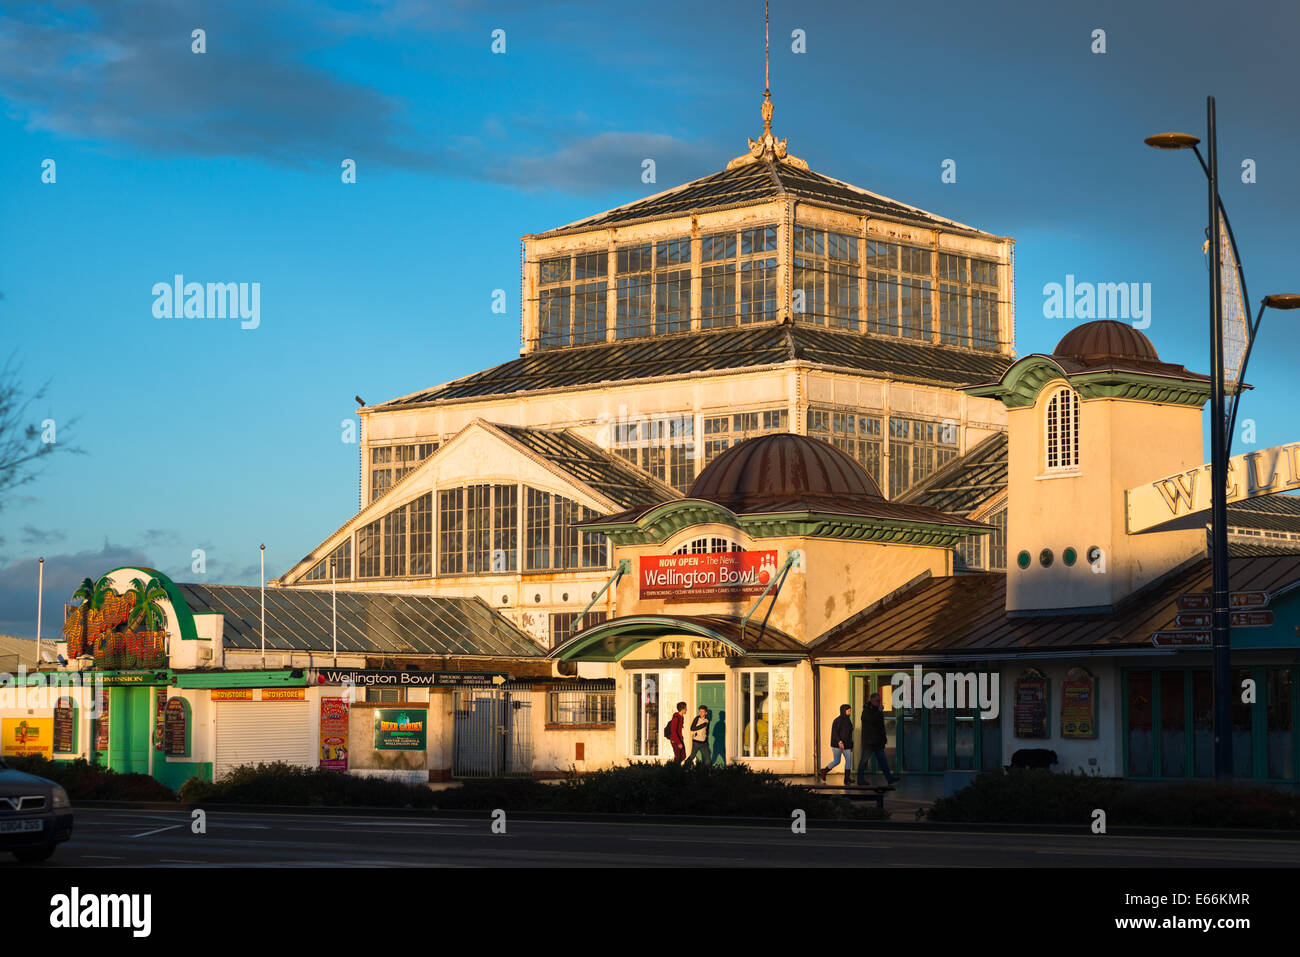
[[1147, 101, 1297, 779]]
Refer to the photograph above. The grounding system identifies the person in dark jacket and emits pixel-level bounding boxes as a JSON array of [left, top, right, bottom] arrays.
[[857, 692, 900, 785], [668, 702, 688, 764], [819, 704, 854, 782]]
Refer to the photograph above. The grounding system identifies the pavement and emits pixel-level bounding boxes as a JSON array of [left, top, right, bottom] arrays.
[[6, 805, 1300, 867]]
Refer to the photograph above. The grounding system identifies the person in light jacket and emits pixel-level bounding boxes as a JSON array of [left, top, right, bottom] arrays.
[[819, 704, 854, 783]]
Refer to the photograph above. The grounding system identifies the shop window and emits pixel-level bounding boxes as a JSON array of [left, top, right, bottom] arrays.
[[1267, 668, 1295, 780], [1232, 667, 1253, 779], [629, 671, 682, 759], [738, 669, 792, 759], [1127, 671, 1154, 776], [1045, 387, 1080, 472]]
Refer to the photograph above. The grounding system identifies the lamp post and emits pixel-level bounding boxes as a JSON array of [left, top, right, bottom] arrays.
[[1146, 100, 1300, 779]]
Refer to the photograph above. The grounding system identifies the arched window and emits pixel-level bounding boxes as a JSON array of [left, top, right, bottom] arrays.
[[1045, 388, 1080, 471], [672, 537, 744, 555]]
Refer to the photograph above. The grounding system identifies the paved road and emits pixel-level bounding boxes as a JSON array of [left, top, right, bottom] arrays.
[[5, 807, 1300, 867]]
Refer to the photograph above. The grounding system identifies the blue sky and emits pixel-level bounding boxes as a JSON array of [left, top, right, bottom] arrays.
[[2, 0, 1299, 637]]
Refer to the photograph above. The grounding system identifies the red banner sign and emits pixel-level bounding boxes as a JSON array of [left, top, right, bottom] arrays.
[[639, 551, 780, 603]]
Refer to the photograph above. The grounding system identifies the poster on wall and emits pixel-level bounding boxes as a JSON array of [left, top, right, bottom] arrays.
[[93, 688, 109, 753], [373, 708, 426, 751], [2, 717, 53, 758], [1061, 667, 1097, 739], [320, 697, 349, 771], [53, 697, 76, 754], [639, 550, 780, 603], [1013, 668, 1049, 739], [163, 697, 190, 757]]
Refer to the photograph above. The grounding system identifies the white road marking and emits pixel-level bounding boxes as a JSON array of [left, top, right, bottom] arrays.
[[131, 824, 184, 839]]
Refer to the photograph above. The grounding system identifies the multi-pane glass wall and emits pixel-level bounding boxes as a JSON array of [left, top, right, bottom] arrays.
[[343, 484, 606, 581], [955, 505, 1007, 572], [888, 417, 960, 497], [701, 409, 788, 467], [806, 409, 883, 486], [301, 540, 352, 582], [532, 225, 1002, 352], [1124, 666, 1297, 781], [701, 226, 778, 328], [612, 414, 695, 491], [539, 251, 608, 348], [369, 442, 437, 502]]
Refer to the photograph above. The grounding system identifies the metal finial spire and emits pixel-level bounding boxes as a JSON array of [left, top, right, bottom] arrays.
[[729, 0, 807, 169], [762, 0, 772, 135]]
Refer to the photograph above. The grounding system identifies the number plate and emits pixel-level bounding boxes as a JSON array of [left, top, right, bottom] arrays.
[[0, 819, 44, 834]]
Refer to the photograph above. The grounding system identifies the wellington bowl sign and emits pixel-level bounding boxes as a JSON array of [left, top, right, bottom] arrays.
[[640, 550, 780, 603], [1127, 441, 1300, 533]]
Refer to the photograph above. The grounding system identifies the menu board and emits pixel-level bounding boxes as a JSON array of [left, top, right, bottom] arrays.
[[153, 687, 168, 751], [163, 697, 190, 757], [1061, 668, 1097, 739], [54, 697, 76, 753], [1013, 669, 1049, 739]]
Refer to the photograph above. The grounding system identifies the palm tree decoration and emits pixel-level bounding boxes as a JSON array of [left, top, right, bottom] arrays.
[[124, 577, 168, 633], [69, 574, 113, 657]]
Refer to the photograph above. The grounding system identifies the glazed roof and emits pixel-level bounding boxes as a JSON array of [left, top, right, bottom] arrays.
[[530, 156, 999, 239], [373, 325, 1012, 408]]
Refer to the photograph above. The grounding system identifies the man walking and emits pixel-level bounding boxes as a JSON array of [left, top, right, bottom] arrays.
[[819, 704, 854, 783], [857, 692, 900, 785], [682, 705, 712, 767], [667, 701, 688, 764]]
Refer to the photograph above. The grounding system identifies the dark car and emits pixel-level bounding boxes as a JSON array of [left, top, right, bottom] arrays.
[[0, 758, 74, 863]]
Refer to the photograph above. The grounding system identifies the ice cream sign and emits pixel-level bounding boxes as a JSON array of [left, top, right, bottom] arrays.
[[639, 550, 780, 603]]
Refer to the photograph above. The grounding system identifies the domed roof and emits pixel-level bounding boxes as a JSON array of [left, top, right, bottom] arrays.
[[1053, 320, 1160, 363], [688, 433, 883, 508]]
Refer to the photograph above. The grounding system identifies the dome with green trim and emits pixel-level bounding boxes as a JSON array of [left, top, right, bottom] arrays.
[[688, 432, 883, 511]]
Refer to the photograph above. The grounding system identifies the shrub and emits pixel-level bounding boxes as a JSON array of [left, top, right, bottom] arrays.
[[926, 769, 1300, 828], [179, 762, 438, 809], [2, 755, 177, 802]]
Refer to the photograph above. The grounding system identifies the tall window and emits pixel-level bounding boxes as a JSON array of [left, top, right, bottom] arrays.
[[357, 517, 382, 579], [538, 251, 608, 348], [655, 238, 691, 334], [630, 671, 682, 758], [616, 244, 653, 339], [794, 227, 859, 328], [807, 408, 883, 486], [1045, 388, 1080, 471], [440, 484, 517, 574], [701, 225, 777, 328], [938, 253, 999, 351], [524, 488, 606, 571], [409, 493, 433, 576], [739, 670, 792, 759], [383, 504, 407, 577]]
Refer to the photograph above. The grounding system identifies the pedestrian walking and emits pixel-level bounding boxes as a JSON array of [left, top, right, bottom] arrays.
[[819, 704, 854, 783], [665, 701, 687, 764], [857, 692, 900, 785], [682, 705, 712, 767]]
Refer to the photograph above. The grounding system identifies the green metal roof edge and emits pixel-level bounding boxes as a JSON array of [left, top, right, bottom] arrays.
[[174, 670, 308, 688]]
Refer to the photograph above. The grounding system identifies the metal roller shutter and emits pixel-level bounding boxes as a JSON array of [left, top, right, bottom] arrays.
[[215, 702, 313, 779]]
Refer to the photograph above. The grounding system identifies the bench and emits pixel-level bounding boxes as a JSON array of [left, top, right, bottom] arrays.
[[799, 783, 895, 809]]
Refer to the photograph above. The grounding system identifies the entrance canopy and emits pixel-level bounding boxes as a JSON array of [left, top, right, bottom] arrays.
[[550, 614, 806, 663]]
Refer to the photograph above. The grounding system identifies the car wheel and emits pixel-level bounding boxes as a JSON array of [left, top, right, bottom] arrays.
[[13, 844, 56, 863]]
